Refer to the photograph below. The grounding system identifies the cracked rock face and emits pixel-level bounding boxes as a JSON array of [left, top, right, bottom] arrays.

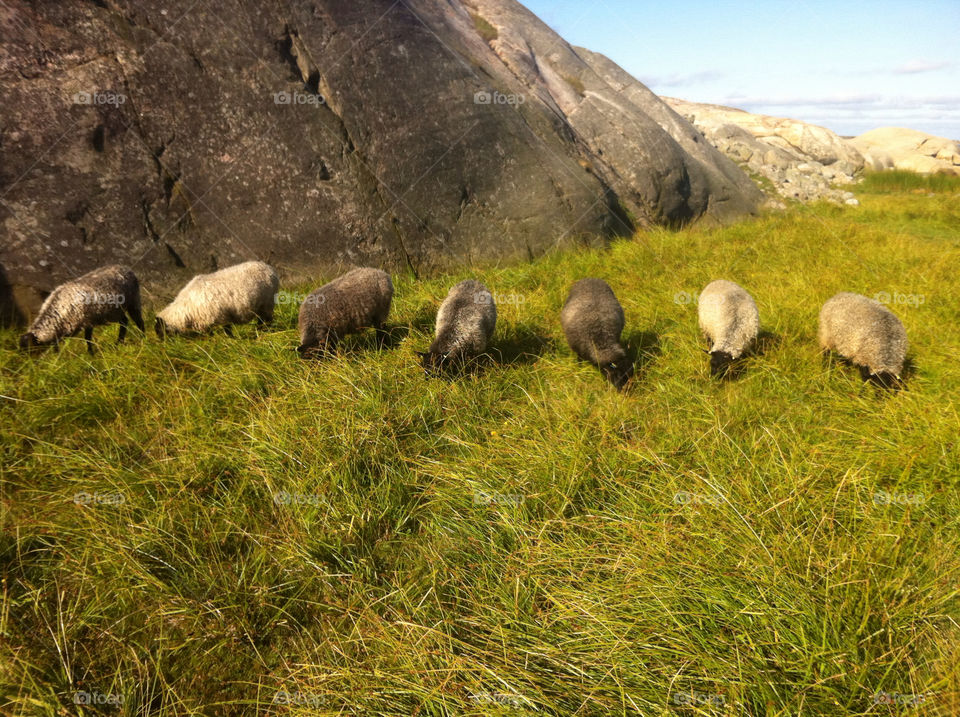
[[664, 97, 865, 207], [1, 0, 762, 323]]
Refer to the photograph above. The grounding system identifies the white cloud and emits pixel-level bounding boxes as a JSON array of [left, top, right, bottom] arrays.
[[720, 94, 960, 110], [892, 59, 952, 74], [641, 70, 724, 87]]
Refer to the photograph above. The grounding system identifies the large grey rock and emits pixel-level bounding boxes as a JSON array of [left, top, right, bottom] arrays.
[[0, 0, 762, 323]]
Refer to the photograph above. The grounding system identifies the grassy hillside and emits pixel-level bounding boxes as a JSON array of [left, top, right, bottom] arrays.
[[2, 175, 959, 715]]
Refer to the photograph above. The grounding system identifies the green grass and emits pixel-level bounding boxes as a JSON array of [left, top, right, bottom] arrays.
[[564, 75, 586, 97], [857, 170, 960, 194], [470, 13, 499, 43], [2, 183, 959, 715]]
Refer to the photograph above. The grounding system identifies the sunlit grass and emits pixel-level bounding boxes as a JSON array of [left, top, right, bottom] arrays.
[[2, 184, 959, 715]]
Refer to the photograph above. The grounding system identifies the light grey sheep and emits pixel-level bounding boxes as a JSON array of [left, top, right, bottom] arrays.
[[560, 278, 632, 389], [155, 261, 278, 337], [418, 279, 497, 374], [297, 267, 393, 358], [19, 265, 144, 354], [819, 292, 908, 386], [698, 279, 759, 376]]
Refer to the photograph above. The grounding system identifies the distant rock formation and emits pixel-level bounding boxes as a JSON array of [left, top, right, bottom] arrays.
[[0, 0, 763, 324], [664, 97, 864, 206], [849, 128, 960, 175]]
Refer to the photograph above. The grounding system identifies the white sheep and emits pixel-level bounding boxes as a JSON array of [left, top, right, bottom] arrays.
[[155, 261, 278, 337], [697, 279, 759, 376]]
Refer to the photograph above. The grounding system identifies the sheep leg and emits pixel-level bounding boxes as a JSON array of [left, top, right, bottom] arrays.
[[84, 326, 95, 354], [117, 315, 128, 344], [129, 305, 145, 333], [223, 324, 234, 338], [375, 323, 389, 348]]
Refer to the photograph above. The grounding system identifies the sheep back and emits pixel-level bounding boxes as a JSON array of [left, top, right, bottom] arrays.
[[23, 265, 141, 346], [298, 268, 393, 349], [157, 261, 278, 334], [427, 279, 497, 361], [819, 292, 907, 377], [697, 279, 759, 360], [560, 278, 627, 367]]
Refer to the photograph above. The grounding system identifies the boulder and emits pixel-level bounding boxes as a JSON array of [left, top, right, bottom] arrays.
[[664, 97, 865, 204], [848, 127, 960, 175], [0, 0, 762, 323]]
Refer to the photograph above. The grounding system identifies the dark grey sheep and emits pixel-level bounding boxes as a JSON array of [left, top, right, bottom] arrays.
[[418, 279, 497, 374], [819, 292, 908, 387], [297, 267, 393, 358], [19, 265, 144, 354], [560, 278, 632, 389]]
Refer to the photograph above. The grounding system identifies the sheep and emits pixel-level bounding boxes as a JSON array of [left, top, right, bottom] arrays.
[[560, 278, 632, 389], [297, 267, 393, 358], [19, 265, 144, 355], [155, 261, 278, 338], [818, 292, 908, 386], [418, 279, 497, 374], [697, 279, 759, 377]]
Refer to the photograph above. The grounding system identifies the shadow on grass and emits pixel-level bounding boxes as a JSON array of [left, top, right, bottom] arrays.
[[703, 328, 780, 382], [489, 324, 554, 366], [820, 350, 915, 393], [624, 329, 661, 378]]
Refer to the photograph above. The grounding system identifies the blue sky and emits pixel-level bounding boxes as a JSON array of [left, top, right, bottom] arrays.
[[521, 0, 959, 139]]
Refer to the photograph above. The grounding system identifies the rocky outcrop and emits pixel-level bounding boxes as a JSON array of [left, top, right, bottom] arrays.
[[0, 0, 762, 323], [665, 97, 865, 205], [849, 128, 960, 175]]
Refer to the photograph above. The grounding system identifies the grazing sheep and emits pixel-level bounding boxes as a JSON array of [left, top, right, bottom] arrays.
[[418, 279, 497, 373], [155, 261, 278, 337], [819, 292, 907, 386], [297, 267, 393, 358], [19, 265, 144, 355], [560, 278, 632, 389], [698, 279, 759, 376]]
